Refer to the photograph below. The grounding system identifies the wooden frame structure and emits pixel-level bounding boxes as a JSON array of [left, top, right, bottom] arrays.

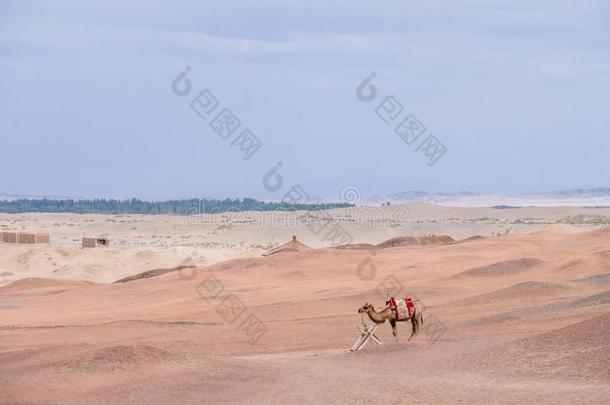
[[350, 323, 383, 351]]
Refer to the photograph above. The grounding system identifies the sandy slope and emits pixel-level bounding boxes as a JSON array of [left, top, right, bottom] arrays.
[[1, 204, 609, 287], [1, 223, 610, 404]]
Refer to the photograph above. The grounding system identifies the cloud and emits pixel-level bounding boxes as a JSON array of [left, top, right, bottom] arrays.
[[134, 29, 385, 55], [1, 0, 609, 198]]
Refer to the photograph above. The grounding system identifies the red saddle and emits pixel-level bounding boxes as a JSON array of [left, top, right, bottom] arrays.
[[385, 297, 415, 320]]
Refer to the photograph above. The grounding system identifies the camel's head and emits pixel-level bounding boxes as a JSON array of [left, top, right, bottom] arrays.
[[358, 302, 373, 314]]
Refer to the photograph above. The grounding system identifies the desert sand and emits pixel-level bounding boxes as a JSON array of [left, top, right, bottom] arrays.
[[1, 203, 609, 286], [1, 204, 610, 404]]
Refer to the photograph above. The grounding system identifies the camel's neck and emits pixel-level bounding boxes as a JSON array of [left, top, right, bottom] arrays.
[[366, 306, 388, 323]]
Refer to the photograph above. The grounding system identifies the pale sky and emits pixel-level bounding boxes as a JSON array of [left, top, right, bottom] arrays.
[[1, 0, 609, 200]]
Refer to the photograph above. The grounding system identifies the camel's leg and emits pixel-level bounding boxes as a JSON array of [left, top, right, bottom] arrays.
[[416, 307, 424, 333], [408, 317, 416, 340], [390, 319, 398, 342]]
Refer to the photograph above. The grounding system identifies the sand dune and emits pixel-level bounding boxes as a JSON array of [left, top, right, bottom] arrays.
[[448, 257, 543, 279], [1, 204, 608, 286], [336, 234, 455, 250], [450, 281, 576, 306], [1, 213, 610, 403], [0, 277, 91, 294], [114, 265, 197, 283], [556, 251, 610, 276], [471, 311, 610, 382], [53, 345, 178, 372], [0, 244, 209, 286], [376, 234, 455, 248], [573, 290, 610, 307], [572, 273, 610, 287]]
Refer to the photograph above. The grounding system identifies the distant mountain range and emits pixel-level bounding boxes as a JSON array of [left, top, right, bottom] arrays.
[[366, 191, 477, 204], [364, 188, 610, 207], [541, 188, 610, 198]]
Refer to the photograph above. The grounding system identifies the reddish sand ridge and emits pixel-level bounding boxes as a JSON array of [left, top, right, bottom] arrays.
[[1, 227, 610, 403], [2, 204, 610, 287]]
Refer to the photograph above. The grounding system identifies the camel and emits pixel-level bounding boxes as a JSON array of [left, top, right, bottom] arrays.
[[358, 299, 424, 342]]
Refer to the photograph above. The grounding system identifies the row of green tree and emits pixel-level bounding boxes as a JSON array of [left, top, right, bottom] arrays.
[[0, 198, 353, 215]]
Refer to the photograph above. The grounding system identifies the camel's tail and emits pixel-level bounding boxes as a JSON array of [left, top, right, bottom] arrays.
[[414, 300, 424, 325]]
